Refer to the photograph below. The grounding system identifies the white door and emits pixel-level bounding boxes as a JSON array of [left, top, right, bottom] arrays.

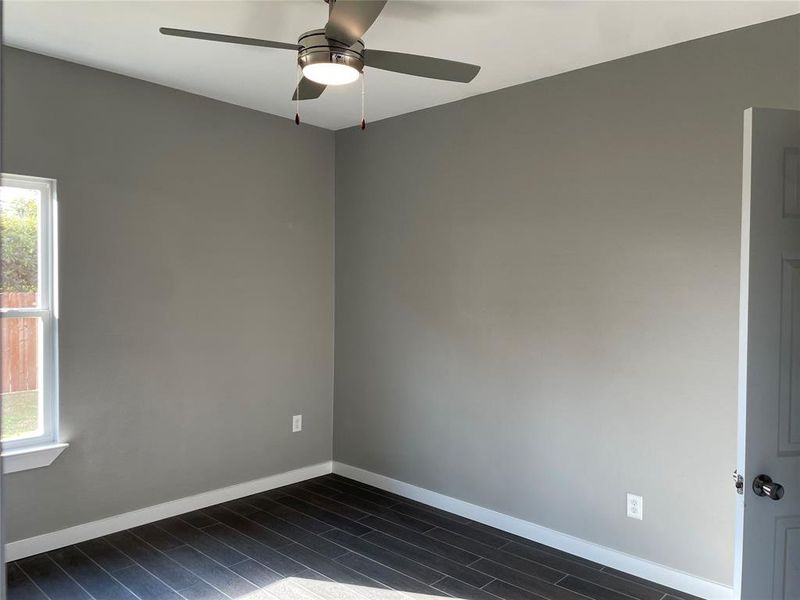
[[736, 108, 800, 599]]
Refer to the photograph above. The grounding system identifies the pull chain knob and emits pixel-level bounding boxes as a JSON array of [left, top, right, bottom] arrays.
[[295, 64, 301, 126], [360, 71, 366, 130]]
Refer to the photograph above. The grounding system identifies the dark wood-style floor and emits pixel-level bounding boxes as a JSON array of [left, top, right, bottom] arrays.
[[8, 474, 701, 600]]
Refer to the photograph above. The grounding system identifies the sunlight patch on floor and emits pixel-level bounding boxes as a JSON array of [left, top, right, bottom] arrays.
[[239, 575, 454, 600]]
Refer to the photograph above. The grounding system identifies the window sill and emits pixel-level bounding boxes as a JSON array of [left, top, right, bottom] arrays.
[[2, 442, 69, 474]]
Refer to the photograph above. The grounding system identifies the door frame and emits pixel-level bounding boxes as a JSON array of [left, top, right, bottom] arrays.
[[732, 106, 755, 600]]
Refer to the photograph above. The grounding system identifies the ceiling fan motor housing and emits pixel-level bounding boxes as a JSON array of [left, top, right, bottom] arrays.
[[297, 29, 365, 74]]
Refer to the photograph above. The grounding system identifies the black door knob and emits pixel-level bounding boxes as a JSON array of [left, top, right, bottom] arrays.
[[753, 474, 784, 500]]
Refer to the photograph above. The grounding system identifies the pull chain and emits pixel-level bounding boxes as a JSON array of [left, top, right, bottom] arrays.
[[295, 64, 301, 125], [360, 70, 366, 130]]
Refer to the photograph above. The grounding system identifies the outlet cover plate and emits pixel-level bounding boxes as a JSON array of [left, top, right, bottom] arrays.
[[292, 415, 302, 433], [626, 493, 643, 520]]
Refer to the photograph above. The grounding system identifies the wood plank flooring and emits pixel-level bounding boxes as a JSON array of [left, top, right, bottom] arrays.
[[7, 475, 702, 600]]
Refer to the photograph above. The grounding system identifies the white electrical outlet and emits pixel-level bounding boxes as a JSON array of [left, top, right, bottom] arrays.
[[626, 493, 643, 520], [292, 415, 302, 433]]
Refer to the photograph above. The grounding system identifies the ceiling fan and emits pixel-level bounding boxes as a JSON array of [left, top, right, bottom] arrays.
[[160, 0, 481, 119]]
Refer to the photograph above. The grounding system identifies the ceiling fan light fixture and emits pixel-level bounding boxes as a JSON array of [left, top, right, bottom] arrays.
[[302, 62, 360, 86], [296, 30, 365, 90]]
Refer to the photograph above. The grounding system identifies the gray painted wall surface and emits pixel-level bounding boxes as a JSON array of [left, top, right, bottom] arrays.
[[2, 48, 335, 542], [333, 16, 800, 584]]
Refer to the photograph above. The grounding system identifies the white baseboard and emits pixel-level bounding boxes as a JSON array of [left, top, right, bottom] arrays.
[[332, 462, 732, 600], [5, 461, 332, 562], [5, 459, 732, 600]]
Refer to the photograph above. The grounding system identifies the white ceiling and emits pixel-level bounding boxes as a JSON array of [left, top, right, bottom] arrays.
[[4, 0, 798, 130]]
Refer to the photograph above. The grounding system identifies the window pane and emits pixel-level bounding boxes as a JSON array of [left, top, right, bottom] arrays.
[[0, 185, 40, 308], [1, 317, 42, 441]]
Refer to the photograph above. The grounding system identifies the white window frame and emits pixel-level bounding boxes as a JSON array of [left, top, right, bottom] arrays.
[[0, 173, 65, 472]]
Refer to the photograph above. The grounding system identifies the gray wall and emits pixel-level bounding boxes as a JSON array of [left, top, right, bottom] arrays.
[[333, 15, 800, 585], [2, 48, 335, 542]]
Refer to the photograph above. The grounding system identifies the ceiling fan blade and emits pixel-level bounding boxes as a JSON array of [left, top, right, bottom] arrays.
[[325, 0, 388, 46], [292, 77, 327, 101], [365, 49, 480, 83], [160, 28, 300, 51]]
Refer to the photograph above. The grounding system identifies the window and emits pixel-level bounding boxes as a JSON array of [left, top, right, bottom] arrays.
[[1, 174, 63, 470]]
